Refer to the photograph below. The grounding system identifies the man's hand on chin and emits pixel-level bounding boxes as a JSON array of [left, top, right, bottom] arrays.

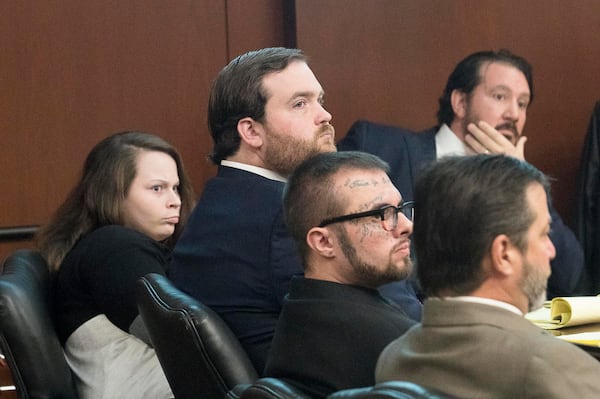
[[465, 121, 527, 161]]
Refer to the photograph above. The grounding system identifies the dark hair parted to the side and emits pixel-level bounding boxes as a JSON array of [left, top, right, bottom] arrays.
[[436, 49, 534, 126], [208, 47, 307, 164], [36, 131, 196, 272], [413, 155, 549, 297], [283, 151, 390, 265]]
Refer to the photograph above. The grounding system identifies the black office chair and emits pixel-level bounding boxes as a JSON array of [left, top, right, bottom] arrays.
[[327, 381, 454, 399], [235, 377, 314, 399], [0, 249, 78, 399], [231, 379, 453, 399], [136, 273, 259, 399]]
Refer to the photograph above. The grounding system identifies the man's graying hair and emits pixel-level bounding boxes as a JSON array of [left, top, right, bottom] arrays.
[[413, 155, 549, 297]]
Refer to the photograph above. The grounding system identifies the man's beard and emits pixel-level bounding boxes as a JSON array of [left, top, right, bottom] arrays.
[[264, 124, 336, 177], [520, 258, 548, 312], [336, 226, 412, 288]]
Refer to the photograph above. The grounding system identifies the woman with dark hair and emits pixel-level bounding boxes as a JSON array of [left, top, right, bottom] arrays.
[[37, 131, 195, 399]]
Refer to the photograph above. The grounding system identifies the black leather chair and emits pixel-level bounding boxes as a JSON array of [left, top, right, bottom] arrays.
[[136, 272, 259, 399], [230, 379, 454, 399], [0, 249, 78, 399], [235, 377, 314, 399], [327, 381, 454, 399]]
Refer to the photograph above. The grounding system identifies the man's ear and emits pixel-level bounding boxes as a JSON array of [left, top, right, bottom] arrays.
[[237, 117, 264, 149], [450, 89, 468, 120], [306, 227, 336, 259], [489, 234, 520, 277]]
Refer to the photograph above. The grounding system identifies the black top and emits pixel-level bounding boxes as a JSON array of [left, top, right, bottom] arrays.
[[53, 225, 171, 344], [264, 277, 416, 398]]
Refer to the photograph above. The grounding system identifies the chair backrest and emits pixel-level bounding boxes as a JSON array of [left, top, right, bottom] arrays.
[[236, 377, 314, 399], [136, 272, 259, 399], [327, 381, 455, 399], [0, 249, 78, 399]]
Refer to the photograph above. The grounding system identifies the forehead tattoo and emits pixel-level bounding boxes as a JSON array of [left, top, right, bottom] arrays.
[[344, 175, 390, 189], [339, 174, 393, 242]]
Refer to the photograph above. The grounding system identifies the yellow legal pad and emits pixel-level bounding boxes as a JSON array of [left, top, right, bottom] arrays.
[[555, 332, 600, 347], [525, 296, 600, 330]]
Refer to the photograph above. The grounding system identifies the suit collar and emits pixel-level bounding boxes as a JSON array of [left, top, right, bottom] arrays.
[[435, 124, 471, 157], [422, 298, 545, 335], [288, 276, 403, 312], [221, 160, 286, 182]]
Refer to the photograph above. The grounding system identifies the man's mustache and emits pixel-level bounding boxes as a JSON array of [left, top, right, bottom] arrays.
[[319, 123, 335, 137], [495, 122, 518, 138]]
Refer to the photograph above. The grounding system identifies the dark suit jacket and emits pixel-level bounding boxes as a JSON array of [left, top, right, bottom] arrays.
[[338, 120, 585, 297], [169, 166, 303, 373], [376, 299, 600, 398], [576, 100, 600, 294], [264, 277, 416, 399]]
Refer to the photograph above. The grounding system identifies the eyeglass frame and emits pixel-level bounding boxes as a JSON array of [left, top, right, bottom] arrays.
[[317, 201, 415, 231]]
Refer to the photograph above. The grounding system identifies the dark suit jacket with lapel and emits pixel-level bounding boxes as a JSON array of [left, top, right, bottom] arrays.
[[264, 277, 416, 399], [376, 299, 600, 398], [338, 120, 585, 298], [169, 165, 303, 374]]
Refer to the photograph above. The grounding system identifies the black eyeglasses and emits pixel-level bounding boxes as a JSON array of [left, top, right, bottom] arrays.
[[318, 201, 414, 231]]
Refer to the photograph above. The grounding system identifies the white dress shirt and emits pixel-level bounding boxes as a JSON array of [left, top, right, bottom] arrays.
[[435, 123, 475, 159], [221, 160, 286, 182]]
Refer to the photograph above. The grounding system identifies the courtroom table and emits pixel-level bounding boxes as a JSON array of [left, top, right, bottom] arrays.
[[547, 323, 600, 361]]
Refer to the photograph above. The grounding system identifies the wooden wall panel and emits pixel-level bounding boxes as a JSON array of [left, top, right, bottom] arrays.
[[295, 0, 600, 227], [6, 0, 595, 262], [226, 0, 287, 57], [0, 1, 225, 225], [0, 0, 285, 262]]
